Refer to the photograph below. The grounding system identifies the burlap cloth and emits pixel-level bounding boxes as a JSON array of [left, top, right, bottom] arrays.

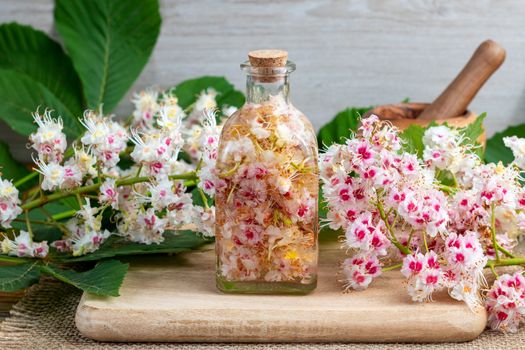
[[0, 279, 524, 349]]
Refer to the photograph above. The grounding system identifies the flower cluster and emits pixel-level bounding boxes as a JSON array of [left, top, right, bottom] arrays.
[[0, 178, 22, 228], [1, 86, 232, 258], [215, 95, 318, 284], [320, 115, 525, 332], [486, 272, 525, 333]]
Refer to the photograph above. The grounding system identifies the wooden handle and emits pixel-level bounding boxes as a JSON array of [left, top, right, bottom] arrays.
[[418, 40, 506, 120]]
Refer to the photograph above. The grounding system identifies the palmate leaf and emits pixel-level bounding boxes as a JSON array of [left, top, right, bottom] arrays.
[[41, 260, 128, 297], [0, 262, 41, 292], [52, 230, 210, 263], [0, 68, 83, 138], [0, 141, 29, 182], [54, 0, 161, 113], [317, 107, 372, 147], [0, 23, 84, 118], [485, 123, 525, 165], [170, 76, 245, 110]]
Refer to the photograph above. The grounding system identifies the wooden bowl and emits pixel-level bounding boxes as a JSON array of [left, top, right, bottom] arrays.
[[364, 102, 485, 145]]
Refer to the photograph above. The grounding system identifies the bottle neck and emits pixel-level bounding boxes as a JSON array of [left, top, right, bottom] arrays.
[[246, 74, 290, 104]]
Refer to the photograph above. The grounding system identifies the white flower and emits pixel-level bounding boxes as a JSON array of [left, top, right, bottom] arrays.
[[34, 160, 64, 191], [224, 137, 255, 162], [423, 125, 458, 150], [99, 179, 119, 209], [194, 88, 217, 112], [250, 118, 271, 139], [29, 109, 67, 163], [222, 105, 238, 117], [194, 206, 215, 237], [166, 192, 195, 226], [0, 178, 20, 202], [34, 159, 82, 191], [1, 231, 48, 258], [132, 89, 159, 129], [157, 104, 184, 138], [504, 136, 525, 169], [141, 176, 177, 211], [80, 110, 128, 171], [137, 208, 166, 243], [52, 218, 110, 256], [275, 123, 293, 144], [77, 199, 102, 233], [129, 129, 183, 177], [0, 178, 22, 228], [66, 145, 97, 177]]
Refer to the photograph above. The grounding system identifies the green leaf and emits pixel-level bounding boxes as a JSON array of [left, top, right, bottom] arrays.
[[0, 23, 84, 116], [0, 141, 29, 182], [0, 68, 82, 138], [486, 124, 525, 165], [54, 0, 161, 113], [317, 107, 372, 147], [399, 124, 426, 157], [460, 113, 486, 147], [52, 230, 209, 263], [0, 262, 40, 292], [171, 76, 245, 110], [41, 259, 128, 296], [217, 90, 245, 110], [191, 187, 214, 208], [458, 113, 486, 158]]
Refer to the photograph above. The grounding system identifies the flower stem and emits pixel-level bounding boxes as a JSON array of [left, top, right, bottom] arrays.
[[25, 211, 33, 238], [383, 262, 402, 271], [486, 258, 525, 268], [198, 188, 209, 209], [422, 231, 429, 253], [376, 200, 410, 255], [13, 171, 38, 188], [497, 244, 515, 259], [21, 172, 198, 211], [52, 210, 77, 221], [490, 203, 500, 262]]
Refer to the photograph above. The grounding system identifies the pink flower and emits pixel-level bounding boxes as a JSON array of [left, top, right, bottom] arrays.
[[486, 272, 525, 333], [344, 212, 390, 256], [341, 253, 382, 291], [401, 251, 443, 302], [99, 179, 119, 209]]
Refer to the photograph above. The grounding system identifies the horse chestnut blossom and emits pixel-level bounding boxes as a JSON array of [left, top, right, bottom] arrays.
[[0, 85, 232, 262], [486, 272, 525, 333], [0, 178, 22, 228], [320, 115, 525, 332], [1, 230, 48, 258], [29, 109, 67, 163]]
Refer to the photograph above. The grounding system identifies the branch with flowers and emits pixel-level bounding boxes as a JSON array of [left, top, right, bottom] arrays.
[[0, 82, 242, 296], [319, 114, 525, 333]]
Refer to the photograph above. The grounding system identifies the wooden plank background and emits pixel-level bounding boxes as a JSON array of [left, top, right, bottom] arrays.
[[1, 0, 524, 161]]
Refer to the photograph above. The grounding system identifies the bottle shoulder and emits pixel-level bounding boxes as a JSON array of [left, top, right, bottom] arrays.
[[219, 102, 318, 150]]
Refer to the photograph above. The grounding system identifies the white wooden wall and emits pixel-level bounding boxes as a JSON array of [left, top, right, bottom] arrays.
[[2, 0, 525, 160]]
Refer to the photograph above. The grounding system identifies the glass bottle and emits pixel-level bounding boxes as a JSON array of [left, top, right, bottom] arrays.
[[215, 50, 319, 294]]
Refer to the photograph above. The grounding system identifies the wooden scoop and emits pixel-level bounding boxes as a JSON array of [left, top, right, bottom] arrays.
[[418, 40, 506, 120]]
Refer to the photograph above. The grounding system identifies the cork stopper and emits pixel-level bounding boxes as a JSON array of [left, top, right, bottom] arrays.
[[248, 50, 288, 68]]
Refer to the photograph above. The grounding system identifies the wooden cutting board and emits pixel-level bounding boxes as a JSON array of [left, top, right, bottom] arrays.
[[75, 244, 487, 343]]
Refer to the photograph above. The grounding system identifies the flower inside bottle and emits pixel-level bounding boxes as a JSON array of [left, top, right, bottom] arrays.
[[215, 50, 319, 294]]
